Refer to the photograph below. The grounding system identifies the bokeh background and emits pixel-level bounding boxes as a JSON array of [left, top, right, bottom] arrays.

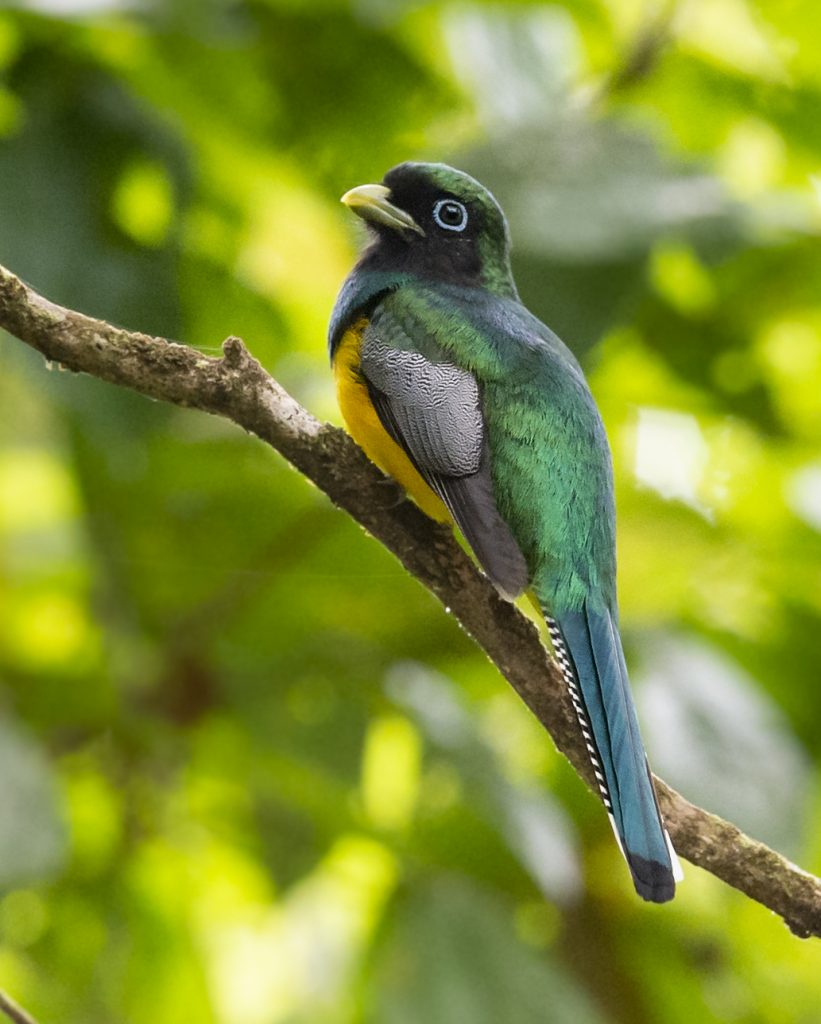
[[1, 0, 821, 1021]]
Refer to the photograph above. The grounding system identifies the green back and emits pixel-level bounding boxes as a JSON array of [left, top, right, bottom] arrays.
[[375, 282, 617, 613]]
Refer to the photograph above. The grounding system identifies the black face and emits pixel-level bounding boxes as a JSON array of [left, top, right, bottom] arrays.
[[361, 163, 493, 286], [383, 165, 475, 236]]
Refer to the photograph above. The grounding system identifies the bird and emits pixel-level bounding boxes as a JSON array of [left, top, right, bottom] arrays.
[[329, 161, 682, 902]]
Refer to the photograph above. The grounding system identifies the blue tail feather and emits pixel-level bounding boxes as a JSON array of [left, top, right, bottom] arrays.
[[546, 603, 678, 903]]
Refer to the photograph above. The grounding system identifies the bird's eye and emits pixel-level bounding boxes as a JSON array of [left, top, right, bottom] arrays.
[[432, 199, 468, 232]]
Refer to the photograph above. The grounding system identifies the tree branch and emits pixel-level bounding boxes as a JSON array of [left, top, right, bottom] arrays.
[[0, 989, 39, 1024], [2, 261, 820, 938]]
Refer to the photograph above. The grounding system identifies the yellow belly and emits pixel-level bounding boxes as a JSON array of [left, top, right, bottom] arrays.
[[333, 320, 449, 522]]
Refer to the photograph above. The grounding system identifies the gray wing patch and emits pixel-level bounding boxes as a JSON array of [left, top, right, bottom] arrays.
[[361, 336, 482, 477], [360, 320, 528, 599]]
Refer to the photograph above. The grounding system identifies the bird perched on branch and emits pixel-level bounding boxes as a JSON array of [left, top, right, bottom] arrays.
[[329, 161, 681, 902]]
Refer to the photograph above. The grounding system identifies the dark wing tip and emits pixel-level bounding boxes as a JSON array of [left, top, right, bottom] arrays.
[[434, 472, 529, 599], [627, 851, 676, 903]]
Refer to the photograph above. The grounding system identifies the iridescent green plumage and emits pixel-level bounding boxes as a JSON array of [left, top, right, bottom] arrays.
[[331, 162, 680, 901]]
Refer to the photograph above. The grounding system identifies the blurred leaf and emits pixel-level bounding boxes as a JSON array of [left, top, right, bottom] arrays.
[[640, 635, 812, 856], [0, 715, 66, 884], [367, 877, 609, 1024], [388, 663, 581, 902]]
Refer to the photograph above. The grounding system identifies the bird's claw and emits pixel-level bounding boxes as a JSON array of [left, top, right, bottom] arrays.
[[375, 475, 406, 509]]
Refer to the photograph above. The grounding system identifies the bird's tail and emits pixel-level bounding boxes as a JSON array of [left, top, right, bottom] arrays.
[[544, 603, 682, 902]]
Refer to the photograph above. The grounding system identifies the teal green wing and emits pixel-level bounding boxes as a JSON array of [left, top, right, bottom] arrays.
[[360, 304, 528, 599]]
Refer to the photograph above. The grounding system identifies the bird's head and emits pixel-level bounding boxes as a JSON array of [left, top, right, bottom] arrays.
[[341, 162, 517, 298]]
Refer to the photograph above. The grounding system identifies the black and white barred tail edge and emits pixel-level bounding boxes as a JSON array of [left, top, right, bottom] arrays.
[[546, 616, 683, 881], [545, 617, 613, 814]]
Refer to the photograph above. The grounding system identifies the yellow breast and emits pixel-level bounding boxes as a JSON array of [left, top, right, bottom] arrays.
[[333, 320, 449, 523]]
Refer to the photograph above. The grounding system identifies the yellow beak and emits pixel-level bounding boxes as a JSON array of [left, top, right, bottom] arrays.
[[340, 183, 425, 237]]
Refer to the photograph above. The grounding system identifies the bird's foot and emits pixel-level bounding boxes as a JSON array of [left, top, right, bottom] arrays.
[[375, 475, 406, 509]]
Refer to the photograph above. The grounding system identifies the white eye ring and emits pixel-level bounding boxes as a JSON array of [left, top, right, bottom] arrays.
[[433, 198, 468, 232]]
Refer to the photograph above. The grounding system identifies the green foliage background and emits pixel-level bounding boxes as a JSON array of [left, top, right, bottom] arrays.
[[1, 1, 821, 1020]]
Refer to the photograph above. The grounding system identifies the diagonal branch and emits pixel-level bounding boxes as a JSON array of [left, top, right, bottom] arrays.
[[1, 261, 819, 938], [0, 989, 39, 1024]]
